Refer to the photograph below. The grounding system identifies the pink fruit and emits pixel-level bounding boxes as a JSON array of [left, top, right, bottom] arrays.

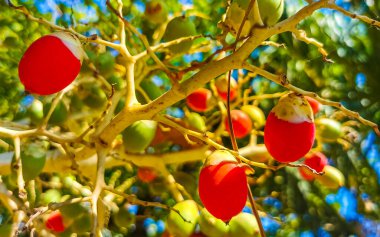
[[18, 32, 85, 95], [264, 93, 316, 163]]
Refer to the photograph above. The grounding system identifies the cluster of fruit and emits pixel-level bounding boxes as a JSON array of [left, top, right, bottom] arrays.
[[190, 90, 346, 222], [11, 0, 356, 236], [164, 200, 260, 237]]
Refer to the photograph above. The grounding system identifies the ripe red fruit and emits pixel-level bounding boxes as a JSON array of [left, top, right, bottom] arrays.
[[299, 152, 328, 181], [224, 110, 252, 139], [186, 88, 213, 112], [306, 96, 321, 115], [215, 77, 238, 101], [264, 93, 316, 163], [198, 150, 247, 221], [137, 167, 157, 183], [45, 211, 65, 233], [19, 32, 85, 95]]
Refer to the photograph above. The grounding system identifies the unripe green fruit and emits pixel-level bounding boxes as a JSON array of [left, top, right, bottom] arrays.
[[41, 189, 62, 205], [224, 0, 262, 37], [198, 208, 229, 237], [172, 171, 197, 195], [166, 200, 199, 237], [71, 213, 91, 234], [107, 75, 126, 91], [70, 94, 84, 112], [241, 105, 266, 129], [44, 101, 68, 125], [315, 165, 345, 190], [122, 120, 157, 153], [0, 224, 12, 237], [115, 98, 125, 114], [228, 212, 260, 237], [140, 78, 164, 100], [97, 52, 115, 76], [28, 99, 44, 125], [315, 118, 342, 142], [20, 143, 47, 181], [113, 205, 136, 229], [185, 112, 206, 132], [3, 36, 18, 48], [163, 16, 197, 54], [59, 203, 88, 219], [257, 0, 284, 26], [145, 0, 168, 24], [83, 84, 107, 109]]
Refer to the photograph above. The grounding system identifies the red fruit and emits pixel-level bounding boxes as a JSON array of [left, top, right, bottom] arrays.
[[186, 88, 213, 112], [264, 93, 316, 163], [45, 211, 65, 233], [299, 167, 315, 181], [299, 152, 328, 181], [215, 77, 238, 101], [198, 150, 247, 221], [305, 152, 328, 172], [224, 110, 252, 139], [137, 167, 157, 183], [306, 96, 321, 115], [19, 32, 85, 95]]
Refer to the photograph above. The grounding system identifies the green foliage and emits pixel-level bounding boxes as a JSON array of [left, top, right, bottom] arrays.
[[0, 1, 380, 237]]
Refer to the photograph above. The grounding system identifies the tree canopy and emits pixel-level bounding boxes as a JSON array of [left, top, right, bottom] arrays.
[[0, 0, 380, 236]]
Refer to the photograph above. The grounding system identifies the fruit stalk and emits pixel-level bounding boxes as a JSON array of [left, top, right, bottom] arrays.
[[226, 0, 266, 236]]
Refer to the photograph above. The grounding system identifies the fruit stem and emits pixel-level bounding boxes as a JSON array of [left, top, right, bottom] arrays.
[[226, 0, 266, 236]]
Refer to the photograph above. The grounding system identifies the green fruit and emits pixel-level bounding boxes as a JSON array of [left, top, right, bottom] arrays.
[[41, 189, 61, 205], [257, 0, 284, 26], [140, 78, 164, 100], [44, 101, 68, 125], [315, 118, 342, 142], [163, 16, 197, 54], [71, 213, 91, 234], [115, 98, 125, 114], [122, 120, 157, 153], [185, 112, 206, 132], [241, 105, 266, 129], [198, 208, 229, 237], [70, 94, 84, 112], [83, 84, 108, 109], [224, 0, 262, 37], [56, 229, 73, 237], [59, 203, 88, 219], [107, 75, 125, 91], [28, 99, 44, 125], [315, 165, 345, 190], [113, 205, 136, 229], [241, 144, 272, 163], [3, 36, 19, 48], [145, 0, 168, 24], [97, 52, 115, 76], [166, 200, 199, 237], [229, 212, 260, 237], [0, 224, 12, 237], [172, 172, 197, 195], [20, 143, 47, 181]]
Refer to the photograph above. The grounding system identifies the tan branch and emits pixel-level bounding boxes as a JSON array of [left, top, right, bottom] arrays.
[[243, 63, 380, 136]]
